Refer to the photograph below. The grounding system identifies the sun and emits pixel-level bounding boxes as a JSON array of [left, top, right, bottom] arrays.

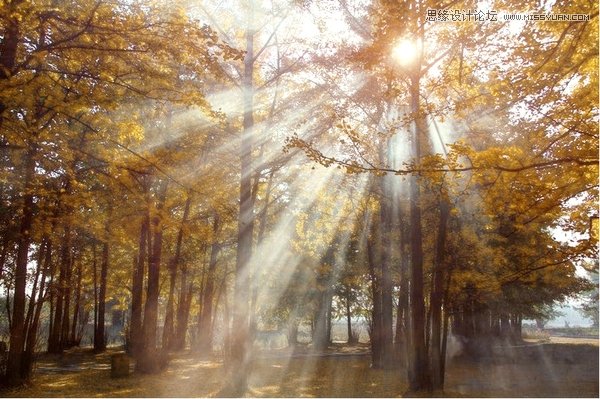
[[392, 39, 419, 67]]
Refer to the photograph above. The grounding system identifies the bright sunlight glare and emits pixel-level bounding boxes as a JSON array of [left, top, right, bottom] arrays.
[[392, 38, 419, 66]]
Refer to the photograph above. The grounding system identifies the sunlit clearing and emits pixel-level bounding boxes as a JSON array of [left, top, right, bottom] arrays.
[[392, 39, 419, 67]]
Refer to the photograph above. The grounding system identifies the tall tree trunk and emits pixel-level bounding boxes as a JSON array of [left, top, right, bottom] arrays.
[[70, 253, 82, 346], [94, 235, 109, 352], [288, 315, 299, 347], [137, 180, 168, 373], [439, 264, 454, 388], [313, 289, 332, 351], [366, 214, 383, 369], [6, 143, 36, 385], [162, 261, 178, 351], [407, 72, 430, 391], [130, 213, 149, 356], [92, 243, 98, 347], [22, 237, 52, 378], [48, 233, 67, 353], [395, 252, 409, 366], [326, 293, 333, 345], [47, 259, 55, 351], [59, 235, 72, 349], [196, 213, 221, 353], [162, 196, 191, 351], [379, 189, 394, 369], [24, 238, 46, 348], [345, 291, 353, 344], [224, 7, 256, 393], [173, 280, 193, 351], [429, 199, 449, 390]]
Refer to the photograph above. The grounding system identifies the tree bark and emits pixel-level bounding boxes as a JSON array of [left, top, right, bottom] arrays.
[[366, 222, 383, 368], [70, 253, 82, 346], [59, 232, 72, 350], [48, 227, 67, 354], [22, 236, 52, 378], [407, 72, 430, 391], [129, 213, 149, 356], [24, 238, 46, 349], [162, 260, 178, 351], [313, 288, 332, 351], [6, 143, 36, 385], [345, 291, 353, 344], [173, 280, 193, 351], [162, 196, 190, 351], [196, 213, 221, 353], [224, 10, 256, 394], [379, 187, 395, 369], [395, 253, 409, 365], [137, 180, 168, 373], [429, 199, 449, 390], [94, 235, 109, 352]]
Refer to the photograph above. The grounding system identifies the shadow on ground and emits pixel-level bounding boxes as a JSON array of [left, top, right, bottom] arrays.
[[2, 338, 598, 397]]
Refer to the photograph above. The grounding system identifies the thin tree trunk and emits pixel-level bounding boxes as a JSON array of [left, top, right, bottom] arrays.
[[0, 235, 9, 284], [326, 292, 333, 345], [49, 237, 66, 353], [345, 290, 353, 344], [92, 243, 98, 347], [395, 226, 409, 366], [366, 215, 382, 368], [379, 190, 394, 369], [6, 143, 36, 385], [22, 237, 52, 378], [59, 235, 72, 349], [440, 265, 453, 387], [162, 196, 191, 351], [47, 261, 55, 351], [70, 254, 82, 346], [24, 238, 46, 347], [162, 261, 178, 351], [94, 222, 110, 352]]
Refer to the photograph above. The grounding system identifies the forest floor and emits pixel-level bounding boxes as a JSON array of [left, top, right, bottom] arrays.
[[2, 337, 598, 397]]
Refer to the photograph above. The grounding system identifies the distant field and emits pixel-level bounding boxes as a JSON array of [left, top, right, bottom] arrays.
[[546, 327, 599, 338]]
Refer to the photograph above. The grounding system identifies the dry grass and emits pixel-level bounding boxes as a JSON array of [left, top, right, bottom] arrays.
[[2, 337, 598, 398]]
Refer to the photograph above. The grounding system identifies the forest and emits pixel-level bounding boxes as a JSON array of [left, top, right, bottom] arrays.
[[0, 0, 598, 397]]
